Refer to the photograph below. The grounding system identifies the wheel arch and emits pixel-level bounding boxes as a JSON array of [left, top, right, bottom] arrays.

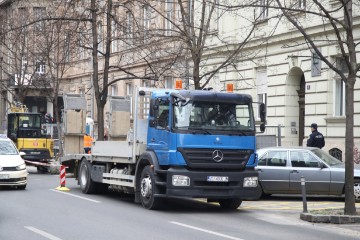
[[134, 151, 159, 203]]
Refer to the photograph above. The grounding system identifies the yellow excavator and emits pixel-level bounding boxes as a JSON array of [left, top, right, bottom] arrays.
[[7, 103, 54, 171]]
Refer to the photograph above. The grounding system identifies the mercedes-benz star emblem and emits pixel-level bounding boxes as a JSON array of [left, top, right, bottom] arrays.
[[212, 150, 224, 162]]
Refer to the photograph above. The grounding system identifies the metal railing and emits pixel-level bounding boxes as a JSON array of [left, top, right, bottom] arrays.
[[256, 124, 283, 149]]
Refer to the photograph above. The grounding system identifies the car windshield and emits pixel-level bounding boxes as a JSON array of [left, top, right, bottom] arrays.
[[173, 101, 255, 132], [311, 149, 342, 166], [0, 141, 18, 155]]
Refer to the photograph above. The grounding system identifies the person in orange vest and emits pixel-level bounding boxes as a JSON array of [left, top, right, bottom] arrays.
[[84, 133, 93, 154]]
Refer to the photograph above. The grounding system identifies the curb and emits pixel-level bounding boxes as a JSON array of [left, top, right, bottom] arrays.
[[300, 212, 360, 224]]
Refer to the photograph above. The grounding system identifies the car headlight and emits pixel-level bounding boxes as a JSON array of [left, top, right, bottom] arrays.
[[16, 163, 26, 170]]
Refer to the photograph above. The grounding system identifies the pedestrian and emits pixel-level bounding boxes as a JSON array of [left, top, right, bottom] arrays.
[[306, 123, 325, 149], [84, 133, 93, 153]]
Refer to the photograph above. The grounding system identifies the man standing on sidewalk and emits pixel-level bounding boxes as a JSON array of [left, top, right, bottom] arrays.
[[306, 123, 325, 149]]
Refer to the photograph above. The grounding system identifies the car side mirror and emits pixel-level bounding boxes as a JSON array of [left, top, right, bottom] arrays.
[[318, 161, 325, 169]]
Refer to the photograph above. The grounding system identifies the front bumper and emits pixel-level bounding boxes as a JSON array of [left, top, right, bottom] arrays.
[[20, 148, 51, 161], [163, 167, 262, 200], [0, 169, 28, 186]]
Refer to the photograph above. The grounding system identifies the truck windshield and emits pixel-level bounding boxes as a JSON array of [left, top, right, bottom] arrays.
[[173, 101, 255, 133]]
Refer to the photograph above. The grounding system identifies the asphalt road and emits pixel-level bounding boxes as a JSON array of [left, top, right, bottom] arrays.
[[0, 167, 359, 240]]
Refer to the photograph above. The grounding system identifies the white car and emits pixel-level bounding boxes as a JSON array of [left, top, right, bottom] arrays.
[[0, 136, 28, 189]]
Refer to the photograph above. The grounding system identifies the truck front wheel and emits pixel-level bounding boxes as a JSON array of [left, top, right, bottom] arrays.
[[140, 166, 162, 210], [79, 160, 97, 194], [218, 199, 242, 210]]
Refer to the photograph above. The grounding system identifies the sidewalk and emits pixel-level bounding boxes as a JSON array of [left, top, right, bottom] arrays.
[[300, 208, 360, 224]]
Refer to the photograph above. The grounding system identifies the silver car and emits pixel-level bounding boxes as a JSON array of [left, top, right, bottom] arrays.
[[255, 147, 360, 200]]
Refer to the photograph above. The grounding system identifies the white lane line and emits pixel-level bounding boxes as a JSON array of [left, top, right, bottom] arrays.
[[170, 221, 244, 240], [25, 226, 62, 240], [49, 189, 101, 203]]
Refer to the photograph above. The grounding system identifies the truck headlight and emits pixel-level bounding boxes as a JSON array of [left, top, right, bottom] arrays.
[[243, 177, 258, 187], [16, 163, 26, 171], [172, 175, 190, 186]]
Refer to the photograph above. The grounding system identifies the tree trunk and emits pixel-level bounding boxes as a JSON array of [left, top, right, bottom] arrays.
[[344, 77, 356, 215]]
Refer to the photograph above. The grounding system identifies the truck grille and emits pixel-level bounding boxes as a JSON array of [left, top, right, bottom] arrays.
[[177, 148, 253, 170]]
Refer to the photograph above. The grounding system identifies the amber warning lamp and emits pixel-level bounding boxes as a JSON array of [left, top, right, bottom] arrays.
[[226, 83, 234, 93], [175, 79, 183, 90]]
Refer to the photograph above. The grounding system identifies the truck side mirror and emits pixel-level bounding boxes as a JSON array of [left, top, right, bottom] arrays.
[[259, 103, 266, 133]]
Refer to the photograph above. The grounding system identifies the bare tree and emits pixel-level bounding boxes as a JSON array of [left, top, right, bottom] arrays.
[[140, 0, 267, 90], [271, 0, 358, 215]]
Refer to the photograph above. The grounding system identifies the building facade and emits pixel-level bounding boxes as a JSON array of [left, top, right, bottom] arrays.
[[1, 0, 359, 160]]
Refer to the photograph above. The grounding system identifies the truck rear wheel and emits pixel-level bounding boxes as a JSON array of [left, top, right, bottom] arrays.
[[140, 166, 162, 210], [79, 160, 97, 194], [218, 199, 242, 210]]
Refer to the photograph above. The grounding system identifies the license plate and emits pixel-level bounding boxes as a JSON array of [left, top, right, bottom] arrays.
[[30, 152, 41, 154], [0, 174, 9, 179], [207, 176, 229, 182]]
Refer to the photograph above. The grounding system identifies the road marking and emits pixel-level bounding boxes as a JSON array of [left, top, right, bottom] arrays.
[[25, 226, 62, 240], [170, 221, 244, 240], [50, 189, 101, 203]]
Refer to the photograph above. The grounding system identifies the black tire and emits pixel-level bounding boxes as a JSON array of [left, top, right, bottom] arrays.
[[259, 184, 272, 199], [79, 160, 97, 194], [218, 198, 242, 210], [139, 166, 162, 210], [37, 166, 49, 174], [17, 184, 26, 190], [355, 179, 360, 202]]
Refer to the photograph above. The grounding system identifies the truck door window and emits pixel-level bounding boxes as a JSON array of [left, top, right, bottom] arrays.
[[156, 100, 169, 129]]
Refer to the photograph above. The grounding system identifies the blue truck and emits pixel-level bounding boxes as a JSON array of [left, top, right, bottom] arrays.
[[61, 87, 266, 210]]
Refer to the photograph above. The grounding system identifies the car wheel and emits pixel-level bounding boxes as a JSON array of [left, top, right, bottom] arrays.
[[140, 166, 162, 210], [354, 179, 360, 202], [79, 160, 97, 194], [218, 198, 242, 210], [259, 184, 271, 198], [37, 166, 49, 173], [17, 184, 26, 190]]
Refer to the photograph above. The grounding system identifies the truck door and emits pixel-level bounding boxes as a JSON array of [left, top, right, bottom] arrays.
[[147, 98, 172, 165]]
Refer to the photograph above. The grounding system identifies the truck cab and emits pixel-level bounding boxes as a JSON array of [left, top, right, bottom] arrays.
[[138, 89, 262, 209]]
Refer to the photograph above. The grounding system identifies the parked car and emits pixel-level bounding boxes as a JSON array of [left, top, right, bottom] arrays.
[[0, 135, 28, 189], [255, 146, 360, 200]]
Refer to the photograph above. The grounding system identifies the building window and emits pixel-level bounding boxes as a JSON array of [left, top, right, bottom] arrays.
[[298, 0, 306, 9], [311, 51, 321, 77], [111, 20, 118, 53], [144, 4, 151, 41], [188, 0, 193, 25], [164, 76, 173, 89], [36, 60, 45, 74], [207, 0, 219, 32], [77, 32, 86, 59], [258, 0, 268, 20], [19, 8, 28, 26], [165, 0, 173, 36], [34, 7, 46, 31], [64, 33, 71, 62], [126, 11, 133, 44], [126, 82, 133, 117], [98, 22, 103, 55], [21, 56, 28, 71], [256, 68, 267, 119], [110, 84, 118, 96], [334, 79, 345, 116], [334, 57, 348, 116]]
